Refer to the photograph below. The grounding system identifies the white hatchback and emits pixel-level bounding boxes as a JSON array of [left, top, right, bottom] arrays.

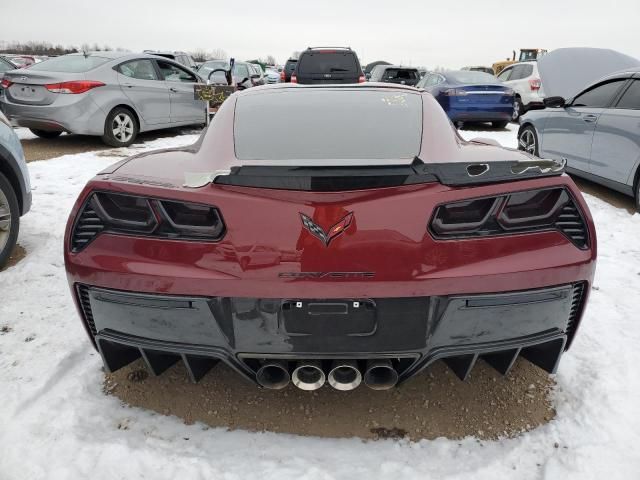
[[497, 61, 545, 121]]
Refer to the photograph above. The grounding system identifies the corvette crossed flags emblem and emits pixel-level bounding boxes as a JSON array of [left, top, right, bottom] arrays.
[[300, 212, 354, 246]]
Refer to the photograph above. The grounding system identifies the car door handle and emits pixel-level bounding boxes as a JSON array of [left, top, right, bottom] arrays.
[[169, 87, 178, 93], [582, 114, 598, 123], [122, 83, 134, 88]]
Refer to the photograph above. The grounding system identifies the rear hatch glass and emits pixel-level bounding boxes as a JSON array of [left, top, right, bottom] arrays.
[[234, 89, 422, 160], [298, 52, 358, 74]]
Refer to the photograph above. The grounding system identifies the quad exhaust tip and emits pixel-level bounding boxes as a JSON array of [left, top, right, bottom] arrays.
[[328, 360, 362, 391], [364, 359, 398, 390], [292, 361, 326, 391], [256, 360, 290, 390]]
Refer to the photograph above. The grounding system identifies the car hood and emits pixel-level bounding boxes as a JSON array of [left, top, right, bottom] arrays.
[[538, 47, 640, 99]]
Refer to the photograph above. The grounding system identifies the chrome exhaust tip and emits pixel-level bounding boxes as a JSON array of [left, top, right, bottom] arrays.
[[292, 361, 325, 391], [363, 359, 398, 390], [256, 360, 290, 390], [328, 360, 362, 391]]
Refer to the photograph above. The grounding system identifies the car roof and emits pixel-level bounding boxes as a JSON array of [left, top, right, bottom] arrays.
[[378, 65, 418, 70]]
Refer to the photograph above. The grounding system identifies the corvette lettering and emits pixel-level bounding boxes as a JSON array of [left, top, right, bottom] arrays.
[[279, 272, 375, 279]]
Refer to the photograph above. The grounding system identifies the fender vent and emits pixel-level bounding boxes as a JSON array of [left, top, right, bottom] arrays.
[[555, 202, 588, 249], [76, 284, 97, 336], [71, 202, 104, 252]]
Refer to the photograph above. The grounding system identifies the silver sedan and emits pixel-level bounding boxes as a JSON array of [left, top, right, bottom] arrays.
[[0, 51, 206, 146]]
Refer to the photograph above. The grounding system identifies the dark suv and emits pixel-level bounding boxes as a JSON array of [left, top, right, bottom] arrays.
[[292, 47, 364, 84], [281, 58, 298, 83], [368, 65, 421, 86]]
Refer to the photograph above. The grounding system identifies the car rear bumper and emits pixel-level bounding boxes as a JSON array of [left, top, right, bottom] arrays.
[[75, 281, 588, 386], [0, 95, 106, 135], [448, 107, 512, 122]]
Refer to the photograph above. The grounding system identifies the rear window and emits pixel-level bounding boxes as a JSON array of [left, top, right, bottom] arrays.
[[297, 52, 358, 74], [28, 55, 110, 73], [234, 90, 422, 160], [447, 71, 498, 84], [384, 69, 419, 80]]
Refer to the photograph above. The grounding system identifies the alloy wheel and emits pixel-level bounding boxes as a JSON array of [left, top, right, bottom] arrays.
[[111, 113, 134, 143], [0, 188, 12, 253], [519, 129, 536, 155]]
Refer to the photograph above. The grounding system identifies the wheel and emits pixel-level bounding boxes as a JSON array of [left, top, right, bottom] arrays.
[[635, 177, 640, 213], [101, 107, 138, 147], [29, 129, 62, 139], [512, 97, 524, 122], [517, 125, 539, 157], [492, 121, 509, 129], [0, 172, 19, 269]]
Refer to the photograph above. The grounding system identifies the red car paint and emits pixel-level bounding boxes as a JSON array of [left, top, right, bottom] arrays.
[[64, 84, 597, 380]]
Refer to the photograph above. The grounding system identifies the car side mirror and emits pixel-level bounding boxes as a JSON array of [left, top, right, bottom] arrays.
[[544, 96, 566, 108], [238, 77, 249, 86]]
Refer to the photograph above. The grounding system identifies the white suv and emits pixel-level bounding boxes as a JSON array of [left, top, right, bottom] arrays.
[[497, 61, 545, 121]]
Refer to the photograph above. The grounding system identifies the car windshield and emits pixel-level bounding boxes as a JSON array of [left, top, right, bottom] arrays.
[[234, 90, 423, 160], [198, 60, 229, 75], [28, 55, 111, 72], [446, 71, 498, 84], [297, 52, 358, 74]]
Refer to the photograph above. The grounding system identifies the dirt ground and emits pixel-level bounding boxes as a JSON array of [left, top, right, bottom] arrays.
[[20, 127, 200, 162], [105, 358, 555, 441], [1, 244, 25, 272]]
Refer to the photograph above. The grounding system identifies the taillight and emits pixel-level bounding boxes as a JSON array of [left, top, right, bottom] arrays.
[[529, 78, 541, 91], [71, 192, 225, 252], [0, 78, 12, 89], [443, 88, 468, 96], [358, 74, 366, 83], [429, 188, 588, 248], [280, 70, 285, 81], [45, 80, 105, 94], [291, 74, 297, 83]]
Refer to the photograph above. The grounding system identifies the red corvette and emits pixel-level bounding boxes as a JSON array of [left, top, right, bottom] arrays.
[[64, 84, 596, 391]]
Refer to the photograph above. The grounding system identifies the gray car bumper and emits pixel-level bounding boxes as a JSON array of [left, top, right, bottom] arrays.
[[1, 94, 106, 136]]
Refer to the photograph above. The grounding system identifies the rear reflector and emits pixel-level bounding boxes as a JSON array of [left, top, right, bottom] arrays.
[[45, 80, 105, 94]]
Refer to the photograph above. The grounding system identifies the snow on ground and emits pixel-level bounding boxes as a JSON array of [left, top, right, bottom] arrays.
[[1, 125, 640, 479]]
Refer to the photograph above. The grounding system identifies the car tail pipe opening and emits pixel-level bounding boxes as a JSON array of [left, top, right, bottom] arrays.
[[364, 359, 399, 390], [256, 360, 290, 390], [292, 361, 326, 391], [327, 360, 362, 391]]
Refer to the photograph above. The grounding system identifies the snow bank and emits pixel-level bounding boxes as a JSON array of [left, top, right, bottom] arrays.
[[1, 126, 639, 479]]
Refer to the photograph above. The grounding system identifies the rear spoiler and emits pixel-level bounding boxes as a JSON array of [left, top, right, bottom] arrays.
[[185, 158, 566, 191]]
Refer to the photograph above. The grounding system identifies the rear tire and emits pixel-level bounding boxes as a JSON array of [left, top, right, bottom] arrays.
[[512, 97, 524, 122], [101, 107, 138, 147], [517, 125, 539, 157], [492, 121, 509, 129], [30, 129, 62, 139], [0, 172, 20, 269], [635, 177, 640, 213]]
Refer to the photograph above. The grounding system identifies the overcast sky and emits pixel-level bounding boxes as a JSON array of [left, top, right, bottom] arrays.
[[3, 0, 639, 68]]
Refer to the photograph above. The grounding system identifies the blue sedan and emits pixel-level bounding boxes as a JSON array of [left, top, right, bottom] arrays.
[[418, 70, 514, 128]]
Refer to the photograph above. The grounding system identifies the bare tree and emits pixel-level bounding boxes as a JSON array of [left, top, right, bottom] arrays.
[[266, 55, 277, 65], [210, 48, 228, 60], [190, 49, 211, 62]]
